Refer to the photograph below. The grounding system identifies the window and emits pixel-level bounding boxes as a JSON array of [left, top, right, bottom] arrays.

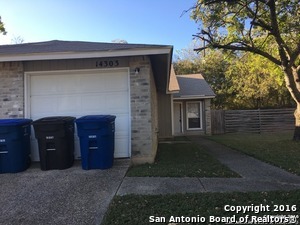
[[186, 102, 202, 130]]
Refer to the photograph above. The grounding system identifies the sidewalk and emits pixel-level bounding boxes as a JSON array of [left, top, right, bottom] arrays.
[[117, 136, 300, 195]]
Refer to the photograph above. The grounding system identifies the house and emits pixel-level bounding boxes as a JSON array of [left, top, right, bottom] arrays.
[[0, 40, 214, 165], [172, 72, 215, 136], [157, 66, 215, 138]]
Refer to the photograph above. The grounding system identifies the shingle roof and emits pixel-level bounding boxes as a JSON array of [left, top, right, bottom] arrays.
[[173, 74, 215, 99], [0, 40, 171, 55]]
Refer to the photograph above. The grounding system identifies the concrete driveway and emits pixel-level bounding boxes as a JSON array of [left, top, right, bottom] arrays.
[[0, 159, 129, 225]]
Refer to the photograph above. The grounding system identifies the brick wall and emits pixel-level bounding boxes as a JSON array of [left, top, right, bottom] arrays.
[[204, 99, 212, 135], [0, 62, 24, 118], [129, 56, 158, 164], [0, 58, 160, 164]]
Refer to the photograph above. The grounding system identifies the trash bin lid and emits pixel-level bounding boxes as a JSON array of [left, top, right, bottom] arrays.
[[0, 119, 32, 127], [75, 115, 116, 123], [33, 116, 75, 125]]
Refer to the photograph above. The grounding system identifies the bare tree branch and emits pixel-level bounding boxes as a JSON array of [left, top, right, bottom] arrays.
[[193, 35, 282, 65]]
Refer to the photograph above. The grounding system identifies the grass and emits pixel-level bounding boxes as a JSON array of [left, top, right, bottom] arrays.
[[206, 132, 300, 175], [102, 133, 300, 225], [102, 190, 300, 225], [126, 141, 239, 177]]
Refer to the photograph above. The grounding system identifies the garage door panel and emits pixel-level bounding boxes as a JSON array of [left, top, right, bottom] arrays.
[[31, 76, 58, 95], [31, 75, 81, 95], [80, 95, 107, 112], [115, 114, 129, 132], [28, 69, 130, 161], [31, 96, 58, 116], [80, 93, 128, 114], [79, 72, 128, 92], [58, 75, 81, 93], [80, 74, 107, 91], [107, 93, 129, 112], [105, 73, 128, 91], [114, 137, 129, 158], [31, 95, 81, 116]]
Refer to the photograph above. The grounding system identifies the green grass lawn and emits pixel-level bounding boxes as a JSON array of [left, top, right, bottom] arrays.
[[207, 132, 300, 175], [102, 190, 300, 225], [126, 142, 239, 177]]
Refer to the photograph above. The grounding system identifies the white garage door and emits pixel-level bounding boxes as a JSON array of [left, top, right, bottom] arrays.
[[26, 68, 130, 161]]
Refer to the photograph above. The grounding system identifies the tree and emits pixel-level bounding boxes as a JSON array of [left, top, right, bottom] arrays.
[[226, 52, 294, 109], [196, 50, 234, 109], [174, 47, 234, 109], [11, 36, 24, 44], [111, 39, 128, 44], [190, 0, 300, 139], [0, 16, 6, 35], [173, 45, 202, 75]]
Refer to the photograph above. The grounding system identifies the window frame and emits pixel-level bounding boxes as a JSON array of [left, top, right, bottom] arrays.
[[186, 101, 203, 130]]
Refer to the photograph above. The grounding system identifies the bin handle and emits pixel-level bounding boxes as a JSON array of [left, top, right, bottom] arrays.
[[0, 151, 8, 154]]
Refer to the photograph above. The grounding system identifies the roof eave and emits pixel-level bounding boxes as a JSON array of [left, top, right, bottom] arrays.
[[0, 47, 172, 62]]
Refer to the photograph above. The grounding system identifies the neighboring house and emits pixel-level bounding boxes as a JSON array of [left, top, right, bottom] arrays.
[[172, 72, 215, 136], [158, 66, 215, 138], [0, 40, 214, 165]]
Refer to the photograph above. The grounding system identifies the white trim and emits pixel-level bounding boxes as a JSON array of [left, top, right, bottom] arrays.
[[24, 67, 131, 158], [186, 101, 203, 130], [0, 48, 172, 62], [126, 67, 132, 158], [24, 73, 30, 119]]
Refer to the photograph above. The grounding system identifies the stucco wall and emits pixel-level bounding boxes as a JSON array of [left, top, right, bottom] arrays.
[[0, 62, 24, 118], [157, 91, 173, 138]]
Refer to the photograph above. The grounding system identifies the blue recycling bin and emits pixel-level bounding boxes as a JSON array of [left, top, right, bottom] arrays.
[[0, 119, 32, 173], [75, 115, 116, 170]]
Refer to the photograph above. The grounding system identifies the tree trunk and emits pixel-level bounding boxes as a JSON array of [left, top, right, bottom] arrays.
[[293, 103, 300, 140], [283, 67, 300, 141]]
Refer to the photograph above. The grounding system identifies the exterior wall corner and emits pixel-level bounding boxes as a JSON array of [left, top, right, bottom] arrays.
[[0, 62, 24, 118], [129, 56, 158, 163]]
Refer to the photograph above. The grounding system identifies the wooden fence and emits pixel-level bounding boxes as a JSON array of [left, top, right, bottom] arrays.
[[211, 108, 295, 134]]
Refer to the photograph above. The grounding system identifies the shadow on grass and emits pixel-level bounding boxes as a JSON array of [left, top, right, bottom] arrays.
[[206, 132, 300, 175], [102, 190, 300, 225]]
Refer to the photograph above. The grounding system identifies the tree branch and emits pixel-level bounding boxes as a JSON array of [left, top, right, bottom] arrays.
[[289, 41, 300, 67], [267, 0, 292, 64], [193, 37, 282, 65], [245, 4, 273, 32], [248, 0, 259, 47]]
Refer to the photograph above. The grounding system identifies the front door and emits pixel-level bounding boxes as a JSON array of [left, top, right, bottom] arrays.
[[173, 102, 183, 135]]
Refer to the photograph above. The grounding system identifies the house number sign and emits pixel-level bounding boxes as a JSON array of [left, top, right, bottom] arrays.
[[96, 60, 119, 68]]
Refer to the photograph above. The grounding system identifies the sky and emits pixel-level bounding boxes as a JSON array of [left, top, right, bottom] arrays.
[[0, 0, 199, 54]]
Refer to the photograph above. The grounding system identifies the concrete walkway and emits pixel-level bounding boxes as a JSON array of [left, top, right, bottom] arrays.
[[117, 137, 300, 195], [0, 159, 130, 225]]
